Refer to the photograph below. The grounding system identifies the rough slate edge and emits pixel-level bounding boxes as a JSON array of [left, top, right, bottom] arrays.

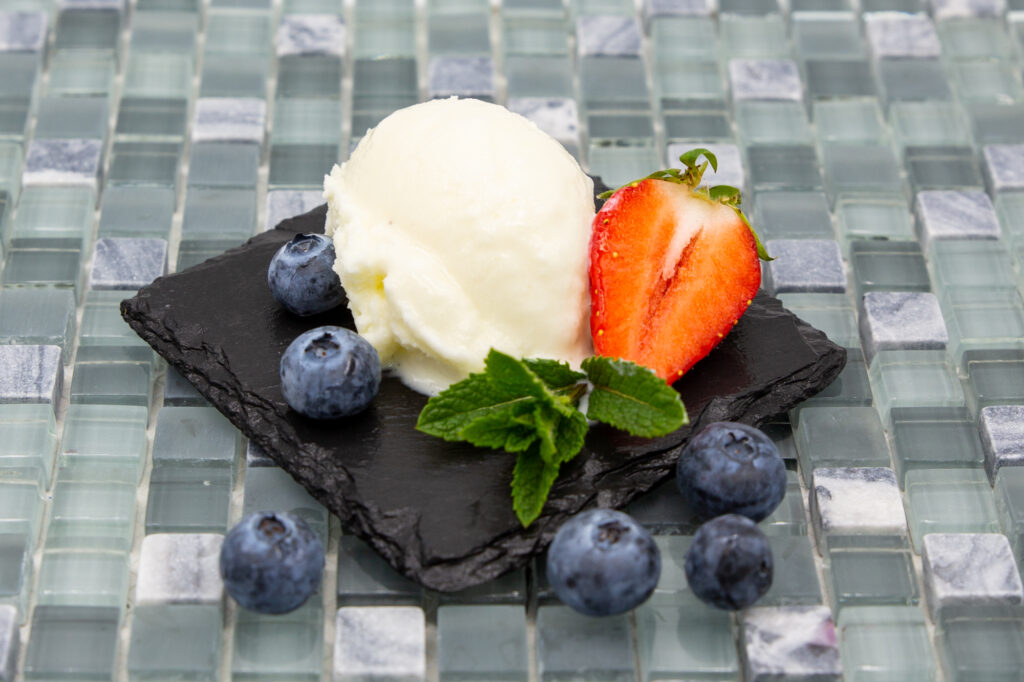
[[122, 204, 846, 592]]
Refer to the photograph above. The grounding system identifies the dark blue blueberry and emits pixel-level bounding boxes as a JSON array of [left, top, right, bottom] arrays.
[[546, 509, 660, 617], [280, 326, 381, 419], [219, 511, 325, 614], [676, 421, 786, 522], [685, 514, 773, 610], [267, 233, 345, 316]]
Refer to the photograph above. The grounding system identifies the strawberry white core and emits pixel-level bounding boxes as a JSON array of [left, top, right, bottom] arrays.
[[660, 191, 718, 281]]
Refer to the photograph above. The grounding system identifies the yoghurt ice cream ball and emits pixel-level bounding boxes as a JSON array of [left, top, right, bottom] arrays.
[[323, 98, 595, 395]]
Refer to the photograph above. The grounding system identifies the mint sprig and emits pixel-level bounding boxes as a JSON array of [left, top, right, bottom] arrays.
[[416, 350, 688, 527]]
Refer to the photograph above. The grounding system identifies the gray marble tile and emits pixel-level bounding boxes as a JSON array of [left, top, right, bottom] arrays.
[[0, 11, 47, 52], [163, 367, 206, 406], [507, 97, 579, 146], [864, 12, 942, 58], [665, 142, 745, 189], [764, 240, 846, 295], [245, 441, 277, 468], [983, 144, 1024, 193], [22, 139, 103, 189], [89, 238, 168, 290], [729, 59, 804, 102], [0, 605, 16, 682], [922, 533, 1023, 619], [860, 291, 949, 361], [930, 0, 1006, 19], [644, 0, 712, 26], [192, 98, 266, 145], [915, 190, 1002, 248], [136, 533, 225, 605], [742, 606, 842, 682], [276, 14, 346, 58], [0, 345, 63, 409], [980, 405, 1024, 483], [265, 190, 324, 232], [428, 58, 495, 100], [576, 16, 643, 58], [334, 606, 426, 682], [810, 467, 907, 552]]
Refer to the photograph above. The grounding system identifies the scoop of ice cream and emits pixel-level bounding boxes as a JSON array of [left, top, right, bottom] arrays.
[[323, 98, 595, 395]]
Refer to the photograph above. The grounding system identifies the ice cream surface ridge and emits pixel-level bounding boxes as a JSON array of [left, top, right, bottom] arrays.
[[323, 97, 595, 395]]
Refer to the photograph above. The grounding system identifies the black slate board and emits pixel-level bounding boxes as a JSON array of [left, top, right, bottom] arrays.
[[122, 204, 846, 592]]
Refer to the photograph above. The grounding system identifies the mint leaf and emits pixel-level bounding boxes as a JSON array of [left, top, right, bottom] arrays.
[[523, 358, 585, 392], [459, 408, 538, 452], [512, 447, 560, 527], [554, 408, 588, 463], [416, 372, 534, 441], [486, 349, 579, 421], [582, 356, 688, 437]]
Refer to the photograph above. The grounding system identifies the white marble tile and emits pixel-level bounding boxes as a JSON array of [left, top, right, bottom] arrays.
[[810, 467, 907, 552], [334, 606, 426, 682], [0, 606, 16, 682], [0, 11, 47, 52], [864, 12, 942, 58], [915, 190, 1002, 249], [135, 534, 225, 605], [922, 533, 1024, 619], [764, 240, 846, 295], [729, 59, 804, 102], [742, 606, 842, 682], [507, 97, 579, 145], [428, 58, 495, 100], [22, 139, 103, 189], [980, 405, 1024, 483], [276, 14, 346, 58], [860, 291, 949, 361], [192, 98, 266, 145], [930, 0, 1006, 20], [89, 238, 167, 290], [265, 190, 324, 232], [0, 345, 63, 409], [665, 142, 745, 189], [983, 144, 1024, 193], [576, 16, 643, 57]]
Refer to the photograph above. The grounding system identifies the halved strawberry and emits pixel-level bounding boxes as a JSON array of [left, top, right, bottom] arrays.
[[590, 149, 770, 383]]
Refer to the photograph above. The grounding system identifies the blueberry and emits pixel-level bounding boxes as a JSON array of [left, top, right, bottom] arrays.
[[280, 326, 381, 419], [546, 509, 660, 617], [267, 233, 345, 316], [219, 511, 325, 614], [685, 514, 773, 610], [676, 421, 786, 522]]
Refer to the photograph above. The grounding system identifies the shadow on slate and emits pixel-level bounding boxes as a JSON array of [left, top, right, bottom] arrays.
[[121, 203, 846, 592]]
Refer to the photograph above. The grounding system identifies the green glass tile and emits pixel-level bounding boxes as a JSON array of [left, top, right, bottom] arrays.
[[736, 101, 813, 146], [199, 55, 270, 98], [838, 606, 937, 682], [70, 362, 152, 407], [46, 476, 135, 551], [878, 59, 952, 105], [128, 605, 222, 681], [187, 142, 260, 189], [791, 306, 860, 349], [243, 467, 327, 542], [337, 535, 421, 605], [719, 0, 780, 14], [930, 240, 1017, 295], [938, 19, 1014, 60], [176, 245, 225, 271], [1, 248, 82, 297], [906, 151, 984, 192], [115, 97, 189, 140], [438, 605, 528, 681], [145, 463, 232, 533], [61, 404, 149, 476], [181, 188, 258, 246], [588, 114, 654, 143], [0, 53, 39, 99], [836, 196, 915, 248], [232, 603, 323, 681], [968, 104, 1024, 145], [271, 99, 342, 145], [579, 57, 651, 112], [98, 186, 176, 240], [536, 606, 635, 682], [285, 0, 346, 11], [46, 52, 116, 97], [23, 605, 120, 680], [0, 97, 30, 140], [870, 350, 966, 420], [55, 8, 122, 52], [805, 60, 878, 99], [0, 480, 43, 540], [0, 143, 21, 197], [571, 0, 634, 13], [129, 10, 199, 54], [951, 61, 1024, 104], [995, 468, 1024, 571], [505, 55, 574, 98], [0, 533, 31, 616], [8, 186, 95, 249], [794, 406, 892, 484], [355, 0, 415, 20], [651, 536, 692, 596], [278, 55, 343, 99], [802, 347, 874, 407], [752, 191, 834, 240], [0, 417, 58, 486], [823, 143, 905, 204], [762, 470, 808, 535], [153, 406, 242, 467], [813, 100, 888, 145], [352, 20, 417, 59], [0, 288, 77, 358], [352, 57, 418, 108], [940, 614, 1024, 682], [587, 144, 660, 187], [663, 112, 732, 143], [205, 9, 272, 55], [79, 290, 151, 351], [791, 0, 853, 8], [269, 144, 341, 189], [829, 548, 919, 611], [35, 96, 108, 140], [904, 468, 1000, 548], [36, 550, 129, 608], [761, 534, 824, 606], [503, 0, 567, 18], [123, 53, 195, 99], [719, 14, 790, 57], [997, 192, 1024, 247], [428, 12, 491, 55], [107, 141, 182, 188], [635, 597, 740, 682], [748, 146, 824, 192], [442, 568, 528, 605], [890, 407, 985, 486], [966, 351, 1024, 410], [655, 57, 725, 110], [651, 17, 717, 59], [792, 13, 866, 58], [850, 241, 930, 299]]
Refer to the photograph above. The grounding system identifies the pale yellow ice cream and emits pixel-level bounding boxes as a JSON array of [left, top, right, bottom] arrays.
[[323, 98, 595, 395]]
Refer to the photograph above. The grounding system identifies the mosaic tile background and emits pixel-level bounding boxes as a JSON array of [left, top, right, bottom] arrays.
[[1, 0, 1024, 679]]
